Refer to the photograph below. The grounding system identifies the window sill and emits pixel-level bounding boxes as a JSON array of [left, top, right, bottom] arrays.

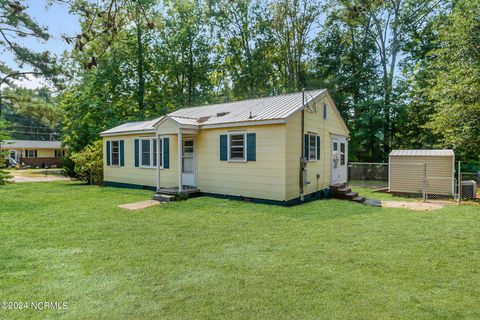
[[227, 159, 247, 163]]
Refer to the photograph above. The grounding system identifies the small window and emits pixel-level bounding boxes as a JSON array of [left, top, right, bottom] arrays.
[[340, 143, 346, 165], [55, 150, 63, 158], [323, 103, 327, 119], [308, 134, 317, 161], [141, 139, 150, 166], [153, 139, 157, 167], [333, 142, 338, 169], [26, 150, 36, 158], [229, 133, 246, 161], [158, 139, 163, 168], [111, 141, 119, 166]]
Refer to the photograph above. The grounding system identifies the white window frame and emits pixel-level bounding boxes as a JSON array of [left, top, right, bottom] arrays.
[[227, 132, 247, 162], [26, 149, 36, 158], [340, 142, 346, 166], [139, 138, 164, 169], [308, 133, 317, 161], [110, 140, 120, 166], [55, 149, 63, 158]]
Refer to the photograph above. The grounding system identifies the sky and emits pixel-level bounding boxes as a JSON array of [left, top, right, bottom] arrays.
[[4, 0, 80, 88]]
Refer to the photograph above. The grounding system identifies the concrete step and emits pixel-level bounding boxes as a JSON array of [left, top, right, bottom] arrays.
[[152, 193, 175, 202], [353, 196, 366, 203]]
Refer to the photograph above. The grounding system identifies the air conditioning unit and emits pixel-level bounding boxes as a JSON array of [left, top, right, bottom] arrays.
[[461, 180, 477, 200]]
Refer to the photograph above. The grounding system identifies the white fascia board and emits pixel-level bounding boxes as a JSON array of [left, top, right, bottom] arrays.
[[100, 130, 155, 137]]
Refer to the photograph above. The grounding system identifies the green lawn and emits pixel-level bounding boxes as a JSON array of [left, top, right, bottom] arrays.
[[0, 181, 479, 319]]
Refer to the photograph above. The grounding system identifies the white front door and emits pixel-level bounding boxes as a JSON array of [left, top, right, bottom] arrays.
[[181, 138, 196, 187], [331, 135, 348, 184]]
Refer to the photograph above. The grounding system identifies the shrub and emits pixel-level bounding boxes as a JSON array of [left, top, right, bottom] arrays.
[[71, 140, 103, 185]]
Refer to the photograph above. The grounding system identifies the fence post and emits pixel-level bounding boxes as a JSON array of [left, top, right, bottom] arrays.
[[458, 161, 462, 205], [423, 162, 427, 202]]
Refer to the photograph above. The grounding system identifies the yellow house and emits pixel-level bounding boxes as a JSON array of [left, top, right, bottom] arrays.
[[100, 89, 349, 205], [1, 140, 65, 168]]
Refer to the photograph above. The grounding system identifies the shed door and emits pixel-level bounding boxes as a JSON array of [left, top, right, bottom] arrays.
[[331, 135, 348, 184]]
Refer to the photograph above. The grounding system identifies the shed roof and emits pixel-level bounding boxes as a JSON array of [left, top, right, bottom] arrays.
[[389, 149, 454, 157], [1, 140, 62, 149]]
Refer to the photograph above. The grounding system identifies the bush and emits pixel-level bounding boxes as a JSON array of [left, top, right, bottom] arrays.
[[71, 140, 103, 185], [0, 167, 12, 185]]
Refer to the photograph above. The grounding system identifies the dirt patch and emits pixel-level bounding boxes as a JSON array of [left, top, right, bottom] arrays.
[[9, 173, 71, 183], [381, 200, 447, 211]]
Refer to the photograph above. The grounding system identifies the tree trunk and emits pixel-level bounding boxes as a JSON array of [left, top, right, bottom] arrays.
[[136, 21, 145, 120]]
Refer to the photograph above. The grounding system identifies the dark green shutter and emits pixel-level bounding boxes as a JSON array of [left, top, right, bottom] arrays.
[[106, 141, 111, 166], [220, 134, 227, 161], [304, 134, 309, 159], [316, 136, 320, 160], [134, 139, 139, 167], [247, 133, 256, 161], [34, 150, 37, 158], [163, 138, 169, 168], [120, 140, 125, 166]]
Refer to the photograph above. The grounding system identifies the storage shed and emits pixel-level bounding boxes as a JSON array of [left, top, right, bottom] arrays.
[[389, 150, 455, 196]]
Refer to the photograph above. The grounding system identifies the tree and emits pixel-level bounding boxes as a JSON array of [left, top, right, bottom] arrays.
[[425, 0, 480, 160], [0, 119, 13, 184], [0, 0, 58, 117], [70, 139, 103, 185], [209, 0, 276, 99], [270, 0, 321, 92]]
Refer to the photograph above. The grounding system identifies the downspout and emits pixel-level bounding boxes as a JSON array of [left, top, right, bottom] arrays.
[[300, 89, 306, 201]]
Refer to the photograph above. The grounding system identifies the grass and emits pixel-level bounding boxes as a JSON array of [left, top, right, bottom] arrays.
[[0, 181, 479, 319]]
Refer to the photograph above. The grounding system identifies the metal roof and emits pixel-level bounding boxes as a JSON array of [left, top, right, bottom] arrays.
[[167, 89, 327, 126], [100, 117, 162, 136], [101, 89, 336, 136], [1, 140, 62, 149], [389, 149, 454, 157]]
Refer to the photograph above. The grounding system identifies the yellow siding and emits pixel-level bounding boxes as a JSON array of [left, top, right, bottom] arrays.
[[197, 124, 287, 201], [285, 97, 349, 200], [389, 156, 454, 195], [157, 118, 179, 135], [103, 134, 178, 188], [4, 148, 58, 157]]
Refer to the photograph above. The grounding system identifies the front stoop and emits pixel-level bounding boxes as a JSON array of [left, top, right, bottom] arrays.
[[152, 187, 201, 202]]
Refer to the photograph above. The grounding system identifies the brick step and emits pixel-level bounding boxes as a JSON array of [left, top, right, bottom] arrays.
[[336, 187, 351, 194], [344, 192, 358, 200], [353, 196, 366, 203], [330, 183, 347, 192], [152, 194, 175, 202]]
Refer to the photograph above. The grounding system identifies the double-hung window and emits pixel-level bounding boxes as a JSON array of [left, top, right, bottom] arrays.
[[26, 150, 37, 158], [308, 134, 317, 161], [55, 150, 63, 158], [340, 142, 346, 165], [229, 133, 246, 161], [111, 141, 120, 166], [140, 138, 162, 168]]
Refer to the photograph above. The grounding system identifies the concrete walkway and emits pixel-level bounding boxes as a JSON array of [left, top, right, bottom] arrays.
[[118, 200, 160, 211]]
